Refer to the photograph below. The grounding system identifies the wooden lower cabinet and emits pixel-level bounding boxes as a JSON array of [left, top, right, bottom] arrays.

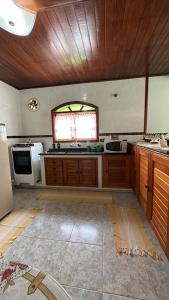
[[102, 155, 131, 188], [45, 157, 63, 185], [79, 158, 98, 187], [131, 145, 169, 259], [149, 153, 169, 259], [137, 148, 150, 215], [63, 158, 79, 186], [45, 157, 98, 187]]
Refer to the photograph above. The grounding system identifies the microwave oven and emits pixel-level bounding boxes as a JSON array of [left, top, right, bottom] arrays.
[[104, 139, 127, 153]]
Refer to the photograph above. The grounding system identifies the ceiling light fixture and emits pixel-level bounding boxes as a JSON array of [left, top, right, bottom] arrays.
[[0, 0, 37, 36]]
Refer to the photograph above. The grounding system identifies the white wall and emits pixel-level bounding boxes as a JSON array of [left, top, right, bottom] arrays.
[[0, 81, 22, 179], [147, 76, 169, 134], [20, 78, 145, 136], [0, 81, 22, 137]]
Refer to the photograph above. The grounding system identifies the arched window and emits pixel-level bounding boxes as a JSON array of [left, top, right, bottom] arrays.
[[51, 101, 99, 142]]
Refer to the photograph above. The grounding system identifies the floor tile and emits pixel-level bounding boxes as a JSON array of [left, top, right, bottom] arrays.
[[74, 204, 104, 222], [20, 213, 75, 241], [59, 242, 103, 291], [103, 246, 158, 300], [63, 286, 103, 300], [70, 219, 103, 245], [112, 192, 139, 209], [4, 235, 68, 281], [43, 202, 78, 218], [147, 260, 169, 300]]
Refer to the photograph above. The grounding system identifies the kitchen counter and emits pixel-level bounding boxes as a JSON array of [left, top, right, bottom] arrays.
[[39, 152, 131, 188]]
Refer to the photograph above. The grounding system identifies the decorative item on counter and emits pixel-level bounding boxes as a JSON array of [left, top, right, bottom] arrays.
[[111, 135, 119, 140], [90, 143, 104, 152], [90, 145, 96, 152], [57, 142, 61, 150], [95, 143, 104, 152], [143, 133, 168, 143], [99, 138, 105, 143], [26, 137, 32, 144], [87, 145, 91, 152], [159, 134, 168, 148]]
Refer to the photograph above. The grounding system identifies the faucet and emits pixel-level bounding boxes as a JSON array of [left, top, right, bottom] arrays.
[[70, 141, 81, 147]]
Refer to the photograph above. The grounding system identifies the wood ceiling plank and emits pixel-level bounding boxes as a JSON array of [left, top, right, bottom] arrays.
[[104, 0, 125, 78], [130, 0, 169, 74], [64, 3, 89, 74], [14, 0, 85, 11], [1, 0, 169, 88], [56, 6, 87, 78], [94, 0, 105, 64], [149, 46, 169, 74], [83, 0, 98, 57], [34, 13, 76, 82], [50, 7, 87, 80], [0, 33, 59, 84]]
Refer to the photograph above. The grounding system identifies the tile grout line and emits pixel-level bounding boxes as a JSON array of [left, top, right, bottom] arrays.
[[62, 283, 147, 300], [57, 211, 78, 283], [20, 234, 103, 246]]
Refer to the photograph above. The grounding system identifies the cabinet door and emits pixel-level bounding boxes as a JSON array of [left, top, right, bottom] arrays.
[[149, 153, 169, 258], [45, 158, 63, 185], [137, 148, 149, 215], [131, 145, 138, 193], [63, 158, 79, 186], [79, 158, 98, 187], [102, 155, 131, 188]]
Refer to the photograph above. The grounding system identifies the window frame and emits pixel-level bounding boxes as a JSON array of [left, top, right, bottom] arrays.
[[51, 101, 99, 143]]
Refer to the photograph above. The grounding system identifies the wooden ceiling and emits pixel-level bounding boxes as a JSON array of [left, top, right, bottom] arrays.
[[1, 0, 169, 89]]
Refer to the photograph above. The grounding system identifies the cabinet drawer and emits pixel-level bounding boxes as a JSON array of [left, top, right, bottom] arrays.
[[45, 157, 63, 185]]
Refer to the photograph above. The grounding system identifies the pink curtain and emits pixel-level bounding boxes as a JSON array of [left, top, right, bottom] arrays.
[[54, 111, 97, 141]]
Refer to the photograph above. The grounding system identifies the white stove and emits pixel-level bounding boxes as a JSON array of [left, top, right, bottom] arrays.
[[11, 143, 43, 186]]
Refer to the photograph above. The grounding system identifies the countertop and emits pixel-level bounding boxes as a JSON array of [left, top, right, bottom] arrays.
[[130, 142, 169, 157], [39, 151, 130, 156]]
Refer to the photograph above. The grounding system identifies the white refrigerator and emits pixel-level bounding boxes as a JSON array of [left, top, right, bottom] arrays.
[[0, 124, 13, 219]]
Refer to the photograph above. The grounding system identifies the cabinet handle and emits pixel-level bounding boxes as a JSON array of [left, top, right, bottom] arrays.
[[145, 185, 151, 192]]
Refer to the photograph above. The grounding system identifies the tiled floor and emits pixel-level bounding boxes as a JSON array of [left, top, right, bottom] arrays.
[[3, 188, 169, 300]]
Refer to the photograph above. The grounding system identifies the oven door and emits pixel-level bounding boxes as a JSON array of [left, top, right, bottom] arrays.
[[12, 150, 32, 174], [105, 141, 121, 152]]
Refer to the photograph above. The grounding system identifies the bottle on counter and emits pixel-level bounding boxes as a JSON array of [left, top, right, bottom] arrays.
[[57, 142, 61, 150]]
